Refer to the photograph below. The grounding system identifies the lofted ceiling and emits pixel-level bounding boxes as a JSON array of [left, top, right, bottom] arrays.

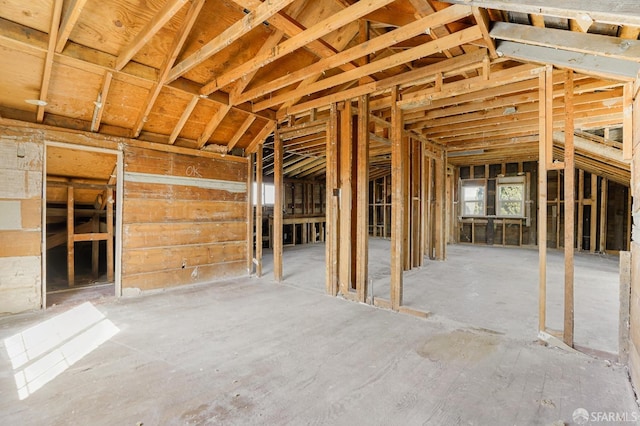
[[0, 0, 638, 183]]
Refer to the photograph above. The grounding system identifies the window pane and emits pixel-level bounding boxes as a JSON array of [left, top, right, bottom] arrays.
[[464, 201, 484, 216], [497, 183, 524, 216], [499, 201, 522, 216]]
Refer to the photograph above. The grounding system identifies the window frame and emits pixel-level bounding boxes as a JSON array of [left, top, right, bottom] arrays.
[[459, 179, 487, 217], [495, 176, 526, 218]]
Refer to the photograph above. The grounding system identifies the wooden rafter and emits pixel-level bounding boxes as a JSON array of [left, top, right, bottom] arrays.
[[227, 115, 256, 152], [55, 0, 89, 52], [254, 26, 483, 112], [37, 0, 64, 123], [90, 71, 113, 132], [199, 0, 397, 95], [168, 95, 199, 144], [131, 0, 205, 137], [115, 0, 189, 71], [233, 5, 473, 105], [166, 0, 297, 82]]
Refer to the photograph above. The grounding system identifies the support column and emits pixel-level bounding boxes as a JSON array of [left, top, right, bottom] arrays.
[[106, 187, 114, 282], [391, 87, 404, 310], [590, 174, 597, 253], [434, 150, 446, 260], [563, 70, 575, 347], [274, 128, 283, 282], [339, 101, 353, 296], [247, 155, 254, 275], [67, 186, 75, 287], [538, 65, 552, 333], [256, 146, 263, 277], [326, 104, 339, 296], [91, 213, 99, 278], [356, 95, 369, 302], [599, 178, 608, 253]]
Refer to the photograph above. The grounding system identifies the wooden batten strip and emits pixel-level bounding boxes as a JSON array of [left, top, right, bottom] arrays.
[[124, 172, 247, 193]]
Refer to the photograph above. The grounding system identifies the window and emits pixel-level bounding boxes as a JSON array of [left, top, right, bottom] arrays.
[[496, 176, 525, 217], [460, 180, 485, 216], [252, 182, 275, 205]]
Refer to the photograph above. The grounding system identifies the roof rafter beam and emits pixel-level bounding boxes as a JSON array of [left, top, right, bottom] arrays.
[[439, 0, 640, 27], [255, 25, 484, 112], [166, 0, 297, 83], [168, 95, 199, 144], [131, 0, 205, 137], [227, 115, 257, 152], [234, 4, 473, 105], [55, 0, 89, 53], [115, 0, 189, 71], [200, 0, 397, 96], [90, 71, 113, 132], [37, 0, 65, 123]]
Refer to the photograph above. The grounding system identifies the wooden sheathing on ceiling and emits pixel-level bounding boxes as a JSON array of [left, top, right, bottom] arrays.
[[0, 0, 638, 180]]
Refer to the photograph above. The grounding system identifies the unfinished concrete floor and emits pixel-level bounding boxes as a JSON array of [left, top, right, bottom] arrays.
[[1, 264, 637, 425], [265, 240, 621, 355]]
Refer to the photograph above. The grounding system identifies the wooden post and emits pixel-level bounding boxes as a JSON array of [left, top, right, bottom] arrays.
[[67, 185, 75, 287], [590, 175, 597, 253], [411, 139, 421, 268], [106, 187, 114, 282], [403, 135, 411, 270], [390, 87, 404, 310], [620, 251, 632, 364], [339, 101, 353, 295], [356, 95, 369, 302], [538, 66, 550, 333], [274, 127, 284, 282], [434, 150, 446, 260], [247, 155, 254, 275], [563, 70, 575, 347], [92, 214, 99, 278], [426, 159, 433, 258], [577, 170, 584, 251], [256, 146, 263, 277], [326, 104, 339, 296], [599, 178, 608, 252], [420, 142, 428, 262]]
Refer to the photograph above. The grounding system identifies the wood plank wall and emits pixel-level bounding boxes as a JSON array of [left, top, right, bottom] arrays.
[[0, 128, 43, 313], [121, 146, 248, 291]]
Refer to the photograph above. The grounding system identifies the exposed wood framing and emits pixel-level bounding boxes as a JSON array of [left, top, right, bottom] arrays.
[[90, 71, 113, 132], [168, 95, 199, 144], [67, 185, 75, 286], [167, 0, 297, 82], [247, 155, 254, 275], [37, 0, 64, 123], [255, 145, 263, 277], [538, 65, 550, 333], [273, 127, 283, 281], [131, 0, 205, 137], [325, 104, 339, 296], [356, 95, 369, 302], [563, 70, 575, 347], [55, 0, 89, 52], [339, 101, 353, 296], [115, 0, 189, 71], [390, 87, 404, 311]]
